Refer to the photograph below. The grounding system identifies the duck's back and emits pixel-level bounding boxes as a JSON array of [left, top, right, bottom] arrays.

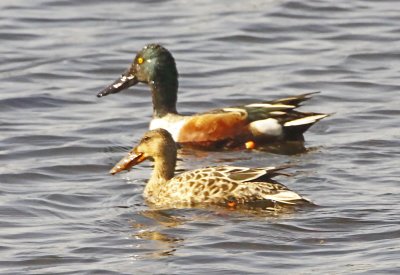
[[156, 166, 309, 206]]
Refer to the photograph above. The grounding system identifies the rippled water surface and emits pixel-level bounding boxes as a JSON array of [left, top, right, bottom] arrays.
[[1, 0, 400, 274]]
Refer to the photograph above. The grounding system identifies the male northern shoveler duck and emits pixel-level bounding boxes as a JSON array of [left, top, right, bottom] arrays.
[[110, 128, 311, 209], [97, 43, 328, 149]]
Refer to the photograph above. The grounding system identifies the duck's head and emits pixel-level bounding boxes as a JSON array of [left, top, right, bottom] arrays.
[[97, 44, 178, 98], [110, 128, 177, 175]]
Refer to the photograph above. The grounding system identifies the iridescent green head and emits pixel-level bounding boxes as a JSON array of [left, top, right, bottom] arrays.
[[97, 44, 179, 116]]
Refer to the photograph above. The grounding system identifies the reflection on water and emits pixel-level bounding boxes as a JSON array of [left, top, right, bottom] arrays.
[[255, 140, 309, 155], [128, 206, 305, 260], [129, 210, 185, 259]]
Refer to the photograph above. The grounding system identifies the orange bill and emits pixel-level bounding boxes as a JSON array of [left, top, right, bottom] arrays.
[[110, 151, 146, 175]]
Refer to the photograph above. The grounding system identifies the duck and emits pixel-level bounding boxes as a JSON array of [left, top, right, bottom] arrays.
[[97, 43, 329, 149], [110, 128, 311, 209]]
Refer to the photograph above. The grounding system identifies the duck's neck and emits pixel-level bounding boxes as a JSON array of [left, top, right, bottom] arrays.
[[144, 150, 177, 199], [150, 78, 178, 118]]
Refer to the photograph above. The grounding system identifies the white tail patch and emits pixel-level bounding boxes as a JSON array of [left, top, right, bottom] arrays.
[[245, 103, 295, 109], [249, 118, 283, 137], [264, 190, 304, 203], [284, 114, 328, 127]]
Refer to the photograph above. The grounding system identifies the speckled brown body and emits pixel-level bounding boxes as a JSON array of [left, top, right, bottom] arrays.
[[111, 129, 311, 209], [143, 166, 302, 207]]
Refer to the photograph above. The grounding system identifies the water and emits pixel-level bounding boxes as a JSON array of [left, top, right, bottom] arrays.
[[1, 0, 400, 274]]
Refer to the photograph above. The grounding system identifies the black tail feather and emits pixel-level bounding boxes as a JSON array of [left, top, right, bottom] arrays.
[[268, 92, 320, 107]]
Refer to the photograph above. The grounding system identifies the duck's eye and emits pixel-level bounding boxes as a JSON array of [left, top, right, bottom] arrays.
[[137, 57, 144, 64], [142, 136, 150, 142]]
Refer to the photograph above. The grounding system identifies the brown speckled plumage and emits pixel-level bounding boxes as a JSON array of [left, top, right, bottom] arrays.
[[110, 129, 311, 208]]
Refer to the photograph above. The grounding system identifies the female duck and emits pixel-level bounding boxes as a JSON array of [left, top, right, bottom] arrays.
[[110, 128, 311, 208], [97, 44, 328, 149]]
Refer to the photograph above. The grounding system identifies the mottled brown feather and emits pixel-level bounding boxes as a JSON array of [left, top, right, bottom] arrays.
[[111, 129, 311, 209]]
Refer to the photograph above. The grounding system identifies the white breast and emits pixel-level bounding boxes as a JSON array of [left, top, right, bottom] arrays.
[[249, 118, 283, 137], [149, 115, 187, 141]]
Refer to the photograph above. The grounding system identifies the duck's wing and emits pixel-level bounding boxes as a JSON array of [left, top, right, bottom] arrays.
[[198, 92, 329, 140], [220, 165, 292, 182], [264, 92, 320, 107], [215, 165, 307, 204], [172, 93, 329, 146], [238, 93, 329, 139], [170, 165, 310, 206]]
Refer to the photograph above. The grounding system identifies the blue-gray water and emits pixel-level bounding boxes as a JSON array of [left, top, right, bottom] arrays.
[[1, 0, 399, 274]]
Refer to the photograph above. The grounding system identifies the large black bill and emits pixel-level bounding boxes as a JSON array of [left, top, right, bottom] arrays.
[[97, 70, 138, 98]]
